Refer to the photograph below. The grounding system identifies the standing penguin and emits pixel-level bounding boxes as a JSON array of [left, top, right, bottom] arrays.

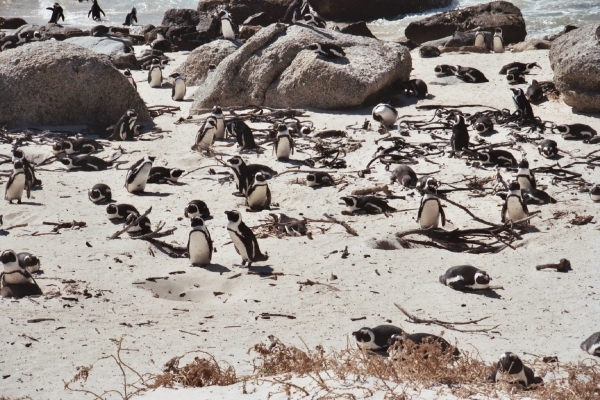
[[228, 121, 258, 151], [246, 172, 272, 211], [88, 0, 105, 21], [372, 103, 398, 127], [124, 7, 137, 26], [12, 148, 41, 187], [450, 115, 469, 157], [417, 185, 446, 229], [227, 156, 277, 195], [516, 159, 536, 190], [5, 160, 29, 204], [147, 58, 163, 88], [526, 80, 543, 102], [493, 28, 504, 53], [1, 250, 43, 299], [502, 181, 529, 224], [124, 69, 137, 89], [284, 0, 310, 23], [511, 88, 534, 119], [211, 106, 226, 140], [187, 217, 213, 266], [439, 265, 491, 291], [274, 124, 294, 160], [125, 156, 154, 193], [474, 31, 485, 48], [170, 72, 186, 101], [47, 3, 65, 24], [218, 10, 236, 40], [194, 116, 218, 152], [108, 109, 137, 141], [225, 210, 269, 267]]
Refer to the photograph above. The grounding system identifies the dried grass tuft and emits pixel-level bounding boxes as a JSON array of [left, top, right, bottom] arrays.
[[151, 351, 237, 388]]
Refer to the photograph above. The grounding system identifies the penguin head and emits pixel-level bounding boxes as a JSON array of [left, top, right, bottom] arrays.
[[556, 124, 569, 135], [52, 141, 66, 154], [306, 173, 316, 183], [12, 148, 24, 160], [124, 69, 132, 76], [32, 31, 42, 40], [190, 216, 205, 229], [255, 172, 266, 183], [89, 188, 102, 201], [58, 158, 73, 168], [268, 213, 281, 222], [1, 250, 18, 265], [185, 203, 199, 217], [150, 57, 160, 65], [340, 196, 356, 207], [538, 142, 556, 158], [218, 9, 230, 19], [227, 156, 243, 168], [206, 116, 218, 129], [22, 255, 40, 268], [300, 126, 311, 135], [518, 159, 529, 169], [474, 123, 487, 133], [212, 106, 222, 116], [474, 270, 491, 285], [170, 169, 184, 179], [387, 333, 403, 348], [277, 124, 289, 136], [106, 204, 118, 215], [495, 28, 503, 34], [451, 114, 465, 127], [225, 210, 241, 223], [498, 352, 523, 374], [424, 184, 438, 195], [169, 72, 182, 79], [506, 73, 516, 82], [508, 181, 521, 192], [126, 109, 137, 118], [13, 160, 24, 170], [527, 62, 541, 70], [510, 88, 524, 97], [590, 185, 600, 199], [351, 328, 375, 347]]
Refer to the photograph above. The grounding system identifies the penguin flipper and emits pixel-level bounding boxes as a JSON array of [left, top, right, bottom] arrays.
[[439, 200, 446, 226], [501, 202, 508, 222], [171, 86, 175, 100], [417, 200, 423, 222], [266, 187, 271, 207]]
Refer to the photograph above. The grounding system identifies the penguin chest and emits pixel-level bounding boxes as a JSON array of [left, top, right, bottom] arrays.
[[6, 173, 25, 200], [247, 185, 269, 207], [221, 20, 235, 40], [198, 130, 215, 149], [517, 176, 532, 190], [173, 80, 186, 100], [229, 229, 250, 261], [215, 119, 225, 140], [189, 231, 212, 265], [507, 197, 527, 221], [276, 138, 291, 159], [493, 37, 504, 53], [3, 268, 30, 285], [26, 262, 40, 274], [127, 77, 136, 88], [419, 200, 440, 228], [149, 68, 162, 88], [591, 193, 600, 202], [127, 164, 152, 192]]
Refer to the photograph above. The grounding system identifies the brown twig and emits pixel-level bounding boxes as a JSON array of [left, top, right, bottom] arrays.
[[394, 303, 498, 333], [536, 258, 571, 272], [109, 207, 152, 240], [351, 185, 393, 196]]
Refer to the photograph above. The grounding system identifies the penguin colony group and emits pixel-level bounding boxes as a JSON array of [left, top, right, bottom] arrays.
[[1, 0, 600, 392]]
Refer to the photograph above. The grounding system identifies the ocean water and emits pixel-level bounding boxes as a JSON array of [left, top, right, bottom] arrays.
[[1, 0, 599, 40]]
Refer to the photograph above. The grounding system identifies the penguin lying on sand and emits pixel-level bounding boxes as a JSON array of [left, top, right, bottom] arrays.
[[556, 123, 597, 140], [307, 42, 345, 59], [454, 66, 488, 83], [88, 183, 112, 203], [490, 352, 543, 386], [352, 325, 404, 351], [581, 332, 600, 356], [1, 249, 43, 299], [537, 139, 558, 158], [499, 62, 541, 75], [269, 213, 307, 236], [341, 195, 396, 214], [306, 171, 334, 187], [473, 115, 493, 134], [526, 79, 543, 102], [400, 79, 428, 98], [372, 103, 397, 127], [439, 265, 491, 291], [390, 165, 417, 187], [106, 203, 139, 221]]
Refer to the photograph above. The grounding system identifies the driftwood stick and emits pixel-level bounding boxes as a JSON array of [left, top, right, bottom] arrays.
[[351, 185, 393, 196], [314, 214, 358, 236], [394, 303, 498, 333], [109, 207, 152, 240], [536, 258, 571, 272]]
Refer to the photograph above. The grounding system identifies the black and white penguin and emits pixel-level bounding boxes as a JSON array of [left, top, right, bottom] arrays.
[[211, 106, 226, 140], [53, 138, 103, 155], [511, 88, 534, 119], [556, 123, 597, 140], [170, 72, 186, 101], [454, 66, 489, 83], [351, 325, 404, 351], [218, 9, 236, 40], [124, 213, 151, 235], [492, 352, 542, 386], [492, 28, 504, 53], [187, 217, 212, 266], [47, 3, 65, 24], [184, 200, 210, 219], [526, 79, 543, 102], [225, 210, 268, 267], [417, 186, 445, 228], [228, 121, 258, 151], [106, 203, 139, 220], [473, 115, 493, 134], [1, 250, 42, 299], [502, 181, 529, 223], [581, 332, 600, 356], [387, 333, 460, 360], [246, 172, 272, 211], [5, 160, 28, 204], [88, 183, 112, 203], [17, 252, 40, 274], [146, 167, 184, 184], [415, 175, 439, 190], [227, 156, 277, 195], [284, 0, 310, 23], [0, 31, 29, 51], [269, 213, 307, 236], [124, 7, 137, 26], [477, 149, 517, 166], [434, 64, 457, 77], [522, 188, 556, 205], [474, 31, 485, 48], [12, 148, 41, 187], [439, 265, 491, 291], [59, 155, 113, 171], [372, 103, 398, 127], [537, 139, 558, 159], [506, 72, 527, 84], [390, 165, 417, 187], [341, 195, 396, 214], [125, 155, 154, 193], [194, 116, 218, 151], [400, 79, 428, 98], [87, 0, 105, 21], [124, 69, 137, 89], [500, 62, 541, 75], [516, 159, 536, 190], [274, 124, 294, 160], [108, 109, 137, 141], [450, 114, 470, 157], [303, 13, 326, 28], [147, 58, 163, 88], [307, 42, 345, 59], [590, 185, 600, 202], [306, 171, 334, 187]]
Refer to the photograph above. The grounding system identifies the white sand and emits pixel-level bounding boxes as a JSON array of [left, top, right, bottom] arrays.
[[1, 45, 599, 399]]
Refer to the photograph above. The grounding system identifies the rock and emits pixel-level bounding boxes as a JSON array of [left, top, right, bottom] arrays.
[[544, 25, 578, 41], [176, 39, 241, 85], [162, 9, 201, 27], [239, 25, 262, 40], [512, 39, 551, 52], [339, 22, 376, 39], [168, 26, 209, 51], [190, 24, 411, 111], [0, 17, 27, 29], [65, 36, 137, 69], [308, 0, 452, 22], [395, 37, 419, 50], [405, 1, 527, 45], [0, 41, 150, 129], [243, 12, 275, 27], [550, 24, 600, 113], [419, 45, 440, 58], [196, 12, 221, 41], [197, 0, 289, 25], [16, 24, 88, 40]]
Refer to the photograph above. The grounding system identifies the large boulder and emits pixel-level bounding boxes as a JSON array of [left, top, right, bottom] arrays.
[[64, 36, 137, 69], [550, 24, 600, 113], [405, 1, 526, 45], [0, 41, 151, 129], [0, 17, 27, 29], [197, 0, 289, 25], [308, 0, 452, 22], [16, 24, 88, 40], [162, 9, 201, 27], [176, 39, 241, 85], [190, 24, 411, 111]]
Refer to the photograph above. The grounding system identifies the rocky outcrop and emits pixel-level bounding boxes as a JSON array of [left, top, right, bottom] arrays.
[[338, 22, 376, 39], [16, 24, 88, 40], [0, 41, 150, 129], [0, 17, 27, 29], [550, 24, 600, 113], [197, 0, 289, 25], [243, 12, 275, 27], [64, 36, 137, 69], [176, 39, 241, 85], [308, 0, 452, 22], [405, 1, 526, 45], [190, 24, 411, 111], [162, 9, 201, 27]]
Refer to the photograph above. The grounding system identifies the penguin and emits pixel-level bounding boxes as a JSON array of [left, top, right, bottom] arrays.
[[454, 66, 488, 83], [124, 213, 151, 235], [207, 63, 217, 76], [502, 181, 529, 224], [522, 188, 556, 205], [400, 79, 428, 98], [87, 0, 105, 21], [474, 31, 485, 48], [351, 325, 404, 351], [147, 58, 163, 88], [516, 159, 536, 190], [492, 28, 504, 53], [284, 0, 310, 23], [537, 139, 558, 159], [556, 124, 597, 140], [306, 171, 334, 187], [5, 160, 28, 204], [90, 25, 111, 37], [372, 103, 398, 127], [303, 13, 326, 28], [125, 155, 154, 193], [53, 138, 103, 155], [450, 114, 470, 157], [12, 148, 41, 187], [1, 250, 42, 299], [17, 252, 40, 274], [218, 10, 236, 40], [341, 195, 396, 214], [151, 30, 172, 53], [492, 352, 542, 386], [225, 210, 268, 267], [106, 203, 139, 220], [307, 43, 345, 59], [590, 185, 600, 202], [228, 121, 258, 151], [124, 69, 137, 90], [269, 213, 307, 236], [124, 7, 137, 26], [227, 156, 277, 195], [88, 183, 112, 203], [415, 176, 439, 190], [434, 64, 457, 77], [212, 106, 226, 140], [246, 172, 272, 211], [387, 333, 460, 360], [506, 72, 526, 84], [390, 165, 417, 187], [108, 109, 137, 141], [499, 62, 541, 75], [59, 155, 113, 171], [194, 116, 217, 151], [0, 31, 30, 51], [581, 332, 600, 356], [596, 26, 600, 44], [170, 72, 186, 101], [187, 216, 213, 266], [526, 79, 543, 102], [439, 265, 491, 291], [417, 185, 445, 228], [146, 167, 184, 184], [477, 149, 517, 166], [473, 115, 493, 134], [47, 3, 65, 24], [274, 124, 294, 160], [184, 200, 210, 219], [511, 88, 534, 119]]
